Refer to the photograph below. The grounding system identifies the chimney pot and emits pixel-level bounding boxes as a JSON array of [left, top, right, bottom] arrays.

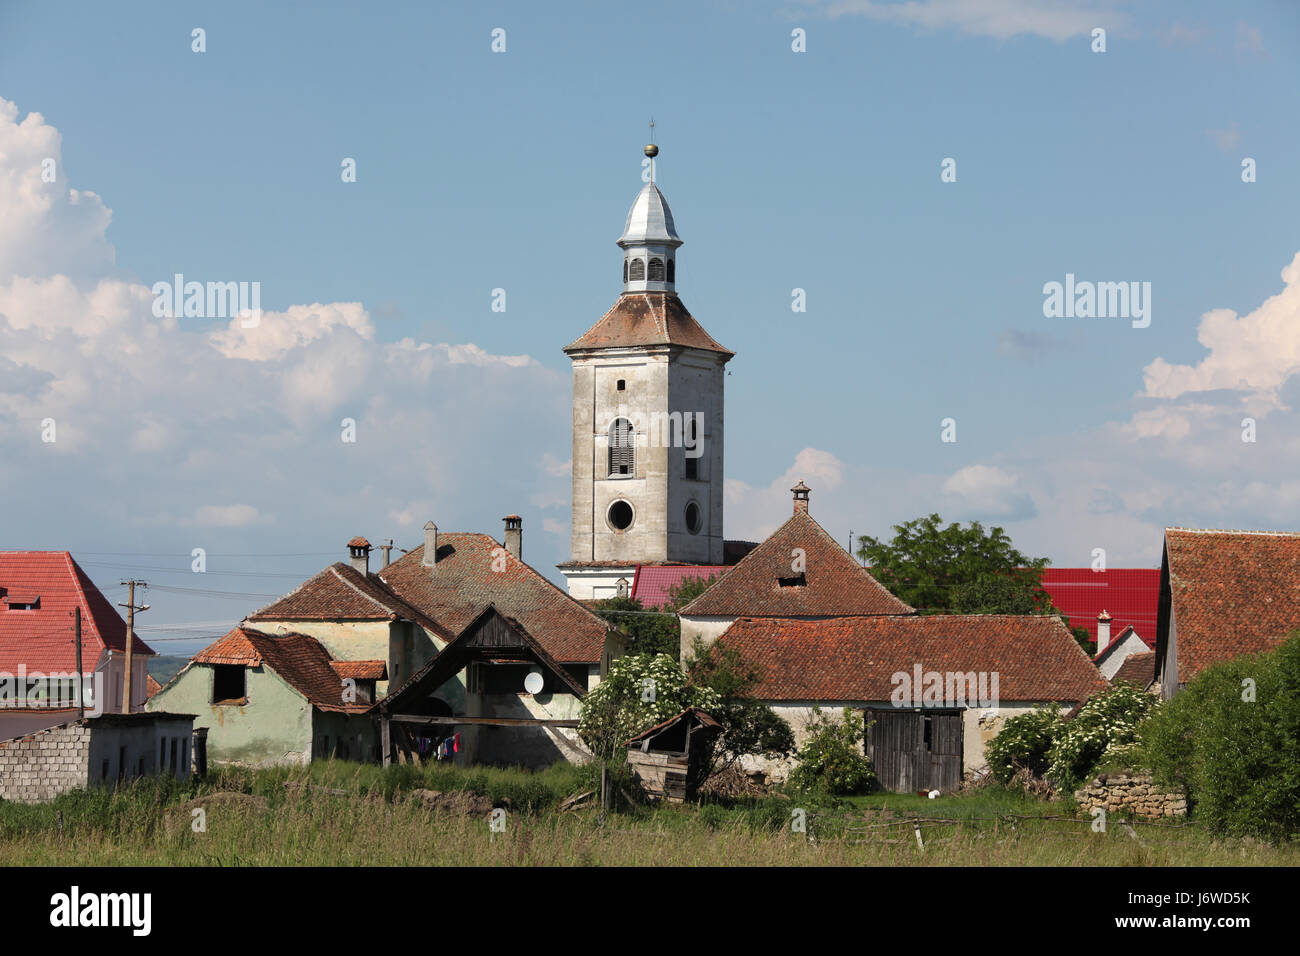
[[503, 515, 522, 561], [422, 521, 439, 567], [347, 537, 372, 575], [380, 540, 393, 569], [791, 480, 811, 515]]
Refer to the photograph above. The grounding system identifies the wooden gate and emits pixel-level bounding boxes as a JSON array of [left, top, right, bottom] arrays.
[[864, 708, 963, 793]]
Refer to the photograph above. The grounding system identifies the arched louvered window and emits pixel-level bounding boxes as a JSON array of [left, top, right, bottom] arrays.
[[608, 418, 635, 476], [629, 258, 645, 281], [623, 259, 628, 282], [667, 259, 675, 283], [648, 257, 665, 281]]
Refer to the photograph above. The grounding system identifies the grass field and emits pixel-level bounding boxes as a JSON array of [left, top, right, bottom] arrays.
[[0, 761, 1294, 866]]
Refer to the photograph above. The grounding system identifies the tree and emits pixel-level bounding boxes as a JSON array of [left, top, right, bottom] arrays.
[[591, 596, 679, 658], [858, 513, 1090, 650], [665, 573, 718, 611], [686, 636, 794, 773], [577, 654, 720, 763], [787, 707, 874, 796], [857, 513, 1049, 613]]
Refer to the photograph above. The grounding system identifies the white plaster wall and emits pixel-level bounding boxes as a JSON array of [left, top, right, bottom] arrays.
[[678, 615, 734, 661], [1096, 632, 1150, 680]]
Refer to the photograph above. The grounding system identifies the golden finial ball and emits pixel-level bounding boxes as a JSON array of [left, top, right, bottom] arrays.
[[644, 143, 659, 158]]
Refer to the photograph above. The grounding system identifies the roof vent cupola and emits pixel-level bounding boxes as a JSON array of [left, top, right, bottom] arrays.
[[791, 480, 811, 515]]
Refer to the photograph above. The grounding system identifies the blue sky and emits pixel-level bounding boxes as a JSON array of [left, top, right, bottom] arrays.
[[1, 0, 1298, 654]]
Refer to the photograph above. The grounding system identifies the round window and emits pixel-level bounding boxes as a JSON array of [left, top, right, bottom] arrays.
[[607, 500, 634, 532], [685, 501, 701, 534]]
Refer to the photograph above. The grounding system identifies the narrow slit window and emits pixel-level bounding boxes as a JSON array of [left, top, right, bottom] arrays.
[[608, 418, 635, 476]]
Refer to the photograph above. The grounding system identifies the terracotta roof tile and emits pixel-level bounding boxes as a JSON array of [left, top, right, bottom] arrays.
[[330, 659, 387, 681], [679, 511, 914, 617], [1111, 651, 1156, 687], [248, 563, 453, 640], [631, 565, 728, 609], [194, 626, 369, 713], [380, 533, 616, 663], [716, 614, 1105, 703], [0, 551, 154, 673], [1160, 528, 1300, 684], [563, 292, 733, 356]]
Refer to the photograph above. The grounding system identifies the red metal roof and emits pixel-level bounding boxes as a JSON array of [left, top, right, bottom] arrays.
[[0, 552, 155, 673], [1038, 568, 1159, 648], [630, 565, 728, 609]]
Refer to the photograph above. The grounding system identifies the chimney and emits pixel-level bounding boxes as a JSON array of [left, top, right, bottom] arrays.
[[347, 537, 371, 574], [791, 480, 811, 515], [1096, 610, 1112, 654], [380, 539, 393, 569], [503, 515, 522, 561], [422, 521, 439, 567]]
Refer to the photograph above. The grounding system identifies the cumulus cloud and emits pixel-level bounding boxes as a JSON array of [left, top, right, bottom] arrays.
[[192, 504, 262, 528], [941, 464, 1037, 521], [1141, 251, 1300, 407]]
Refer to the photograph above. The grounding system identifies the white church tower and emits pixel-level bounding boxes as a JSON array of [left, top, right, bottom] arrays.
[[559, 142, 733, 599]]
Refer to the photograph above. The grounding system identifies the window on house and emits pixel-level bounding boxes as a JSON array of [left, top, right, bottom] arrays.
[[648, 257, 665, 281], [160, 738, 166, 768], [212, 665, 246, 704], [667, 259, 675, 283], [628, 258, 645, 281], [608, 418, 635, 476], [777, 573, 807, 588], [616, 379, 626, 391], [170, 737, 178, 772]]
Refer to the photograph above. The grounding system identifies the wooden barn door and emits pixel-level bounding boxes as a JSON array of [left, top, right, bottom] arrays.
[[865, 709, 963, 793]]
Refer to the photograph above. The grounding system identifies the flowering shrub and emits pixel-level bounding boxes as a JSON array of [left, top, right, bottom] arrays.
[[1046, 682, 1158, 789], [578, 654, 720, 762], [984, 707, 1062, 784], [788, 707, 874, 796]]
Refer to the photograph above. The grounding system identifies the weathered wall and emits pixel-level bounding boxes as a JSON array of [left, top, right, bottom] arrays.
[[148, 663, 313, 766], [311, 711, 378, 763], [678, 615, 734, 661], [0, 721, 90, 802], [1074, 772, 1187, 818], [470, 691, 589, 769], [1096, 632, 1150, 680], [250, 618, 442, 695]]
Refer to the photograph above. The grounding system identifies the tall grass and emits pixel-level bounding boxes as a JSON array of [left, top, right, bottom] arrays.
[[0, 761, 1294, 866]]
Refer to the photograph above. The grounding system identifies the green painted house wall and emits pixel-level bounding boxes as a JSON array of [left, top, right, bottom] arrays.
[[249, 619, 446, 696], [148, 662, 314, 766]]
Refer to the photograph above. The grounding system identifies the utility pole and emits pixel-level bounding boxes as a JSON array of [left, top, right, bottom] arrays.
[[118, 581, 149, 714], [72, 607, 84, 720]]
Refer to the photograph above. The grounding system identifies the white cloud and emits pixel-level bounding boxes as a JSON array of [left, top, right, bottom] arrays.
[[941, 464, 1036, 520], [811, 0, 1124, 41], [192, 504, 262, 527], [1141, 251, 1300, 407]]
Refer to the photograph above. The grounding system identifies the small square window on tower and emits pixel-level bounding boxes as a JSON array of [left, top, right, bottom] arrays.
[[617, 379, 626, 391]]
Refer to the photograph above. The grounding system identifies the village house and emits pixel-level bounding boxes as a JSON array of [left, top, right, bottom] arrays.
[[0, 711, 196, 804], [677, 483, 916, 659], [1110, 651, 1157, 691], [1155, 527, 1300, 697], [148, 626, 380, 765], [1092, 613, 1151, 680], [712, 613, 1106, 790], [0, 551, 155, 741]]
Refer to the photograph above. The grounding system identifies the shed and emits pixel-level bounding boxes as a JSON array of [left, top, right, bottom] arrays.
[[625, 707, 721, 803]]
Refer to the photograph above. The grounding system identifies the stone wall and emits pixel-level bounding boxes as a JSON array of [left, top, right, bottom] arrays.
[[0, 721, 90, 803], [1074, 771, 1187, 818]]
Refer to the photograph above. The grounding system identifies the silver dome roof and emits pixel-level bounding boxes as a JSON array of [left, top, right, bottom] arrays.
[[618, 182, 682, 248]]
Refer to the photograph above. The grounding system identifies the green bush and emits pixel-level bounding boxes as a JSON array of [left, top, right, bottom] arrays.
[[578, 653, 720, 762], [1047, 682, 1157, 790], [1140, 633, 1300, 842], [984, 707, 1062, 784], [787, 707, 874, 796]]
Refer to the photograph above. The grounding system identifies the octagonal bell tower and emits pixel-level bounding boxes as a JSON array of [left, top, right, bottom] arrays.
[[559, 143, 733, 600]]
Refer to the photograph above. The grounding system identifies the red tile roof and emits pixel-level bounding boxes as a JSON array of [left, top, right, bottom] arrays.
[[716, 615, 1106, 703], [193, 626, 370, 713], [1039, 568, 1159, 648], [145, 674, 163, 698], [380, 533, 617, 663], [1159, 528, 1300, 684], [0, 551, 154, 674], [563, 292, 733, 356], [631, 565, 728, 609], [679, 511, 914, 618], [1111, 651, 1156, 688], [248, 563, 453, 640], [330, 660, 387, 681]]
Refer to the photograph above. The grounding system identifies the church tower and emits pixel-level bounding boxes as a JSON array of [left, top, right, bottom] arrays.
[[559, 142, 733, 599]]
